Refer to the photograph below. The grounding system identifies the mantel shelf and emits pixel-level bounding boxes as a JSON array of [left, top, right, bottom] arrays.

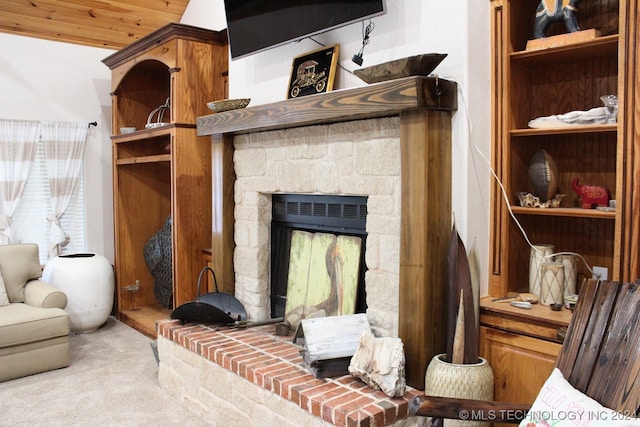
[[196, 76, 457, 136]]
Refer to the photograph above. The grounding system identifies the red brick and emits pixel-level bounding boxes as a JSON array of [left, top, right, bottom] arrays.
[[332, 395, 376, 427], [360, 404, 385, 427], [271, 368, 307, 397], [278, 371, 317, 400], [162, 323, 416, 427]]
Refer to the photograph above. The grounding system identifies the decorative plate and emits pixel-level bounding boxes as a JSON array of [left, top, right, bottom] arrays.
[[207, 98, 251, 113], [353, 53, 447, 84], [144, 122, 169, 129]]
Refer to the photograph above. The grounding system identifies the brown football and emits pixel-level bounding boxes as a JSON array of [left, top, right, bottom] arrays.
[[528, 149, 558, 202]]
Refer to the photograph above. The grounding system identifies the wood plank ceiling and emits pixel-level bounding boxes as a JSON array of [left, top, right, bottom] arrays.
[[0, 0, 191, 50]]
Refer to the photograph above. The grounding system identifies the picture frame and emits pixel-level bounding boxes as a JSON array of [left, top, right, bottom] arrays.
[[287, 44, 340, 99]]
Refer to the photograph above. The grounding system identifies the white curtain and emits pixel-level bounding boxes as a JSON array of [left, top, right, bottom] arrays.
[[41, 121, 88, 258], [0, 119, 40, 245]]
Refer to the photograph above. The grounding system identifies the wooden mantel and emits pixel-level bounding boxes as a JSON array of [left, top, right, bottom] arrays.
[[197, 76, 457, 136], [197, 76, 457, 390]]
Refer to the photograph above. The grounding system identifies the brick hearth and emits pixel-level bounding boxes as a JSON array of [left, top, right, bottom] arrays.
[[157, 319, 424, 426]]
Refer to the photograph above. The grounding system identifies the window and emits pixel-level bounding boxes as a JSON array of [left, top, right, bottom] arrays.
[[11, 138, 86, 263]]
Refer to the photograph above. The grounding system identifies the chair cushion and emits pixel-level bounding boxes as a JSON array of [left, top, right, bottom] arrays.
[[0, 270, 8, 307], [0, 244, 43, 303], [0, 303, 69, 349], [519, 368, 640, 426]]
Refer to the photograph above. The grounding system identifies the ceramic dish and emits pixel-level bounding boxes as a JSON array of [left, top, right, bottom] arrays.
[[144, 122, 170, 129], [207, 98, 251, 113]]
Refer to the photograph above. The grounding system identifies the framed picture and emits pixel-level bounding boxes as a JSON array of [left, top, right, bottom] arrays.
[[287, 44, 339, 99]]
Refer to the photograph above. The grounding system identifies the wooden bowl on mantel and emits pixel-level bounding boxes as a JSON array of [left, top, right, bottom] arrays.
[[354, 53, 447, 84]]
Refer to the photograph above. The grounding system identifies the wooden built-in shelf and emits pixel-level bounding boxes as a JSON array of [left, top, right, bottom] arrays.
[[511, 124, 617, 137], [119, 305, 172, 338], [511, 206, 616, 219], [116, 155, 171, 165], [480, 296, 572, 341], [111, 123, 195, 141], [105, 23, 227, 339], [511, 34, 618, 65]]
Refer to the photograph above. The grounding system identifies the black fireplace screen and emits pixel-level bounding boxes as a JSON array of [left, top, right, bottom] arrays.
[[270, 194, 368, 318]]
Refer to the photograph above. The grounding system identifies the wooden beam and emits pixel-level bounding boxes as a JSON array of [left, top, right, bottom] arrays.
[[210, 134, 236, 296], [399, 108, 452, 389], [197, 76, 457, 136]]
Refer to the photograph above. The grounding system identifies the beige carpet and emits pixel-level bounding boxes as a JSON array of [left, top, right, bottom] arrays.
[[0, 317, 214, 427]]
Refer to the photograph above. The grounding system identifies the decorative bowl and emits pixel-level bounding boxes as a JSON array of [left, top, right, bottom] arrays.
[[120, 127, 137, 134], [144, 122, 169, 129], [353, 53, 447, 84], [207, 98, 251, 113]]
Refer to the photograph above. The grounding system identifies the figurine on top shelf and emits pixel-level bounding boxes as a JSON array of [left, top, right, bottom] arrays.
[[534, 0, 582, 39], [527, 0, 601, 51]]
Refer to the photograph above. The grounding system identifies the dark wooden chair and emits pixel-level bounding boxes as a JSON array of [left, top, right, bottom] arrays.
[[409, 279, 640, 424]]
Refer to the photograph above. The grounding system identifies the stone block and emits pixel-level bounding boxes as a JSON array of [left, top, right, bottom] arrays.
[[354, 138, 401, 176], [234, 148, 266, 177], [328, 117, 400, 141], [348, 331, 406, 397]]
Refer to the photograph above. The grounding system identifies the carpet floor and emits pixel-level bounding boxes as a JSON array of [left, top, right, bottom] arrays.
[[0, 317, 214, 427]]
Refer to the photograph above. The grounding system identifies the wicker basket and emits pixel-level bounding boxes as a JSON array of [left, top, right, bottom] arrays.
[[424, 353, 494, 427]]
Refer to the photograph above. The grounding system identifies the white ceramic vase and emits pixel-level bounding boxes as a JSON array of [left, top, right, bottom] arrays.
[[540, 261, 565, 306], [424, 354, 494, 427], [43, 253, 115, 333], [529, 244, 554, 298], [556, 254, 577, 297]]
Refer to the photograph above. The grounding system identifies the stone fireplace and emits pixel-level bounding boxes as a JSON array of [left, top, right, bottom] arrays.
[[158, 77, 457, 426], [233, 116, 402, 337]]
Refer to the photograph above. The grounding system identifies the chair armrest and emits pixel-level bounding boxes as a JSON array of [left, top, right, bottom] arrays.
[[409, 395, 531, 424], [24, 279, 68, 309]]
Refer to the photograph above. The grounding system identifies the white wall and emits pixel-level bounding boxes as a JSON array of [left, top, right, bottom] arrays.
[[182, 0, 492, 294], [0, 0, 492, 294], [0, 33, 115, 262]]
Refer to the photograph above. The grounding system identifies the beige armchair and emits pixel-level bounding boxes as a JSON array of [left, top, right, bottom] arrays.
[[0, 244, 70, 382]]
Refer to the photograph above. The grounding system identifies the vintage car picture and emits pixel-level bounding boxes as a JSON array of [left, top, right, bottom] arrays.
[[287, 45, 339, 99]]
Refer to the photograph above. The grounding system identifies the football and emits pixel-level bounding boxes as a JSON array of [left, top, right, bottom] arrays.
[[528, 149, 559, 202]]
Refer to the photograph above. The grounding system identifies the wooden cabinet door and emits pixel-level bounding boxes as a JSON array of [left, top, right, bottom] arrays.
[[480, 326, 561, 405]]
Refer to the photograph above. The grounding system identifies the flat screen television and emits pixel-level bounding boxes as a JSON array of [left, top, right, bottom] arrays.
[[223, 0, 386, 59]]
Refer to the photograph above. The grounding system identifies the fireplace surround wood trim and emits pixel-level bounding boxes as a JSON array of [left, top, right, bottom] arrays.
[[197, 77, 457, 389], [196, 76, 457, 136]]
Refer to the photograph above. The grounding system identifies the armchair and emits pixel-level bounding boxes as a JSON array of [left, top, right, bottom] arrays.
[[0, 244, 70, 382], [410, 279, 640, 425]]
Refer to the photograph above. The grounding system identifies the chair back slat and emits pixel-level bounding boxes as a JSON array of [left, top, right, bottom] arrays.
[[586, 281, 640, 413], [567, 280, 619, 390], [555, 279, 603, 381], [556, 279, 640, 414]]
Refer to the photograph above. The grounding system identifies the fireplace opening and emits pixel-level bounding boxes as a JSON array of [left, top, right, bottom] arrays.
[[270, 194, 368, 318]]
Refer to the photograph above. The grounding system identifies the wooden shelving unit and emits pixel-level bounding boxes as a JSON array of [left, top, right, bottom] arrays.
[[103, 23, 228, 337], [488, 0, 636, 297], [483, 0, 639, 410]]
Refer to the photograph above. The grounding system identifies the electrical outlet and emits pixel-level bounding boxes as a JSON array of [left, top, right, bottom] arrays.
[[592, 266, 608, 280]]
